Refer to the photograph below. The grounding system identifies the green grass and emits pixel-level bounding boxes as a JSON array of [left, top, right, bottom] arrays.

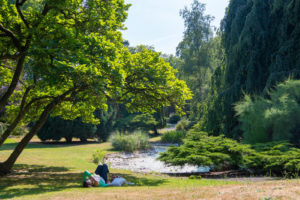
[[1, 137, 294, 200]]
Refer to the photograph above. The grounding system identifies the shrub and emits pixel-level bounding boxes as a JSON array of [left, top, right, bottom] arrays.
[[175, 119, 190, 130], [189, 175, 202, 179], [114, 111, 166, 135], [109, 131, 150, 152], [168, 113, 181, 124], [159, 131, 300, 175], [92, 150, 107, 165], [235, 79, 300, 145], [94, 106, 118, 142], [37, 116, 97, 142], [159, 131, 253, 171], [244, 142, 300, 175], [161, 130, 186, 144]]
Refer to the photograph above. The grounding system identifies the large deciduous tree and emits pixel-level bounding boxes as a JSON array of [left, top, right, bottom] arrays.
[[0, 0, 192, 175], [175, 0, 222, 120]]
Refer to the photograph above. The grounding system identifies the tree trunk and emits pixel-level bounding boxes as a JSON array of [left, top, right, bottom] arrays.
[[0, 88, 75, 176], [0, 111, 25, 146], [0, 54, 26, 111], [65, 136, 72, 143], [0, 103, 54, 176], [153, 126, 159, 135], [80, 138, 87, 143], [0, 86, 35, 146]]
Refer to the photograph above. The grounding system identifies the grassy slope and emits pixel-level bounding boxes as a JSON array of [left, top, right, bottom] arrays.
[[0, 138, 299, 200]]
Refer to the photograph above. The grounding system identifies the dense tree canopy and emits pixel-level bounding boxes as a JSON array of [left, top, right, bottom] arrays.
[[0, 0, 192, 175], [235, 79, 300, 145], [37, 116, 97, 143], [200, 0, 300, 138], [173, 0, 223, 120]]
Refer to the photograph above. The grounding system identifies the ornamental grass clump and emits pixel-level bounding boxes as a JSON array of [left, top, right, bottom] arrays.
[[92, 150, 107, 165], [161, 130, 186, 144], [175, 119, 190, 130], [109, 131, 150, 152]]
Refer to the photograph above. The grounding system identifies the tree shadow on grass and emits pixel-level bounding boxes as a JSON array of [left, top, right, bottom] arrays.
[[109, 173, 167, 187], [0, 164, 80, 199], [13, 164, 71, 173], [0, 164, 168, 199], [0, 141, 101, 151]]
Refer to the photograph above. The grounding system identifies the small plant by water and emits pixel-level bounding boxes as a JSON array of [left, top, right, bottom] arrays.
[[109, 131, 150, 152], [175, 119, 190, 130], [92, 150, 107, 165], [161, 130, 186, 144]]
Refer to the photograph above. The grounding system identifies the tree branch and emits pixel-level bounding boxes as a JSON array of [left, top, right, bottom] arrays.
[[0, 54, 26, 111], [0, 51, 28, 60], [0, 54, 20, 60], [32, 3, 52, 27], [41, 3, 51, 16], [0, 24, 22, 50], [16, 0, 29, 28], [19, 85, 35, 111]]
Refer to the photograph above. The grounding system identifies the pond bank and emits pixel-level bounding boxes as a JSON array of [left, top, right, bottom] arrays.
[[105, 143, 210, 174]]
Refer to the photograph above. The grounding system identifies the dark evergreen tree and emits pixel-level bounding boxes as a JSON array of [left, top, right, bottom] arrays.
[[202, 0, 300, 138], [37, 117, 97, 143], [94, 104, 118, 142]]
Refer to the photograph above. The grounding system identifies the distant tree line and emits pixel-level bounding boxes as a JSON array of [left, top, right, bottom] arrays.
[[37, 103, 167, 143]]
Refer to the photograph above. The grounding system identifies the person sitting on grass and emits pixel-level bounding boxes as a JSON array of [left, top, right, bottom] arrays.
[[82, 170, 108, 187], [82, 171, 134, 187], [94, 163, 109, 183]]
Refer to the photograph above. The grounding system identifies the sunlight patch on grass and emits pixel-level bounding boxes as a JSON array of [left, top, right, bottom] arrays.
[[149, 136, 161, 142]]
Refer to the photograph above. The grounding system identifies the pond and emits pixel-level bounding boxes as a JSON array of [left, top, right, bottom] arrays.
[[105, 144, 210, 174]]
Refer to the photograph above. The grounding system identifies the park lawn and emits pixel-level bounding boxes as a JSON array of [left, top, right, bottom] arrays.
[[0, 138, 299, 200]]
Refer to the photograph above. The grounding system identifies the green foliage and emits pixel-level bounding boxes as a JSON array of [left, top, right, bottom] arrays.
[[37, 117, 97, 142], [161, 130, 186, 144], [235, 80, 300, 144], [168, 113, 181, 124], [201, 0, 300, 137], [159, 131, 300, 175], [173, 0, 222, 120], [175, 118, 190, 131], [188, 175, 202, 179], [94, 105, 118, 142], [0, 122, 6, 136], [0, 0, 192, 135], [91, 150, 107, 165], [109, 131, 150, 152], [159, 132, 252, 171], [130, 114, 158, 132], [0, 0, 192, 172], [244, 142, 300, 175], [113, 104, 167, 135]]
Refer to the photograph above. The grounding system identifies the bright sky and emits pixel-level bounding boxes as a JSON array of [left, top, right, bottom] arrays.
[[122, 0, 229, 55]]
